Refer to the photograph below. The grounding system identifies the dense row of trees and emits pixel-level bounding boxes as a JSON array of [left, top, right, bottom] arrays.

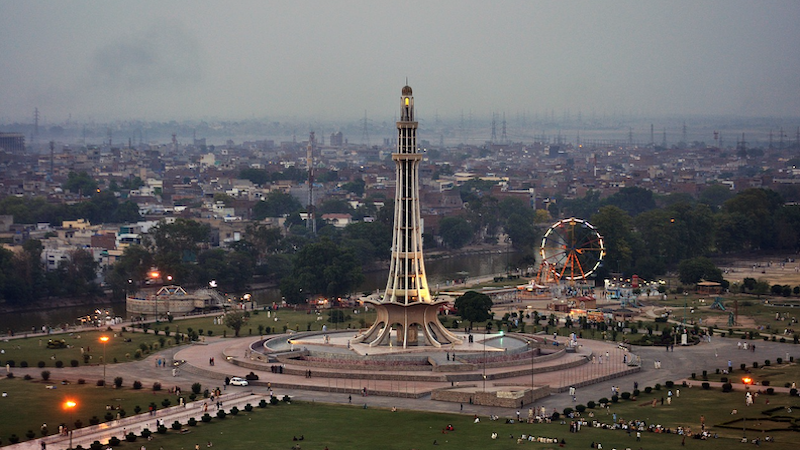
[[0, 192, 141, 225], [558, 186, 800, 281], [0, 242, 100, 304]]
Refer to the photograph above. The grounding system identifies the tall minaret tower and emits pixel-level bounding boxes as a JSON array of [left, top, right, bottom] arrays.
[[356, 85, 461, 348]]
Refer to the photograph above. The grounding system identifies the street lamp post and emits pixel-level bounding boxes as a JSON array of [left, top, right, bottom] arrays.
[[99, 336, 109, 387], [64, 400, 76, 449]]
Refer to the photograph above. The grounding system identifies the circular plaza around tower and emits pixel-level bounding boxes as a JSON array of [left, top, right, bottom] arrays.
[[188, 329, 642, 408]]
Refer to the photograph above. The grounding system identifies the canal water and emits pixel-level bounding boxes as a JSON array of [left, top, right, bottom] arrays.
[[0, 250, 526, 333]]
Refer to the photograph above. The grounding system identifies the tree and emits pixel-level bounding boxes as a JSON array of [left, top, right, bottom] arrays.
[[63, 171, 98, 197], [224, 310, 246, 337], [677, 257, 723, 285], [438, 217, 473, 249], [454, 291, 493, 329], [341, 179, 366, 197], [279, 238, 364, 304], [252, 191, 302, 219]]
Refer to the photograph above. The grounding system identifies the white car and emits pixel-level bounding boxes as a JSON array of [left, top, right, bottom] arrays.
[[229, 377, 249, 386]]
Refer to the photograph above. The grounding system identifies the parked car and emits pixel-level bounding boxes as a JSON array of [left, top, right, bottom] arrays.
[[229, 376, 249, 386]]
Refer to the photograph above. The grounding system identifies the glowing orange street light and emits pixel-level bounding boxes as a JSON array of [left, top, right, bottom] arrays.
[[100, 336, 109, 387], [63, 400, 77, 449], [149, 271, 160, 279], [742, 377, 753, 385]]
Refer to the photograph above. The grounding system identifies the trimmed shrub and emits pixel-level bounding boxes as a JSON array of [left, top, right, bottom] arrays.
[[282, 395, 292, 403], [37, 361, 45, 368], [188, 418, 197, 427], [701, 382, 710, 390], [721, 377, 728, 383], [134, 405, 142, 414], [161, 398, 171, 408], [740, 363, 747, 371], [654, 383, 662, 391], [665, 381, 674, 388], [201, 413, 212, 423], [125, 432, 137, 442], [753, 362, 759, 368], [230, 406, 239, 415], [722, 383, 733, 393], [113, 377, 123, 388], [54, 361, 63, 368], [141, 429, 152, 439], [633, 389, 640, 397], [244, 403, 253, 412], [23, 374, 32, 380], [152, 382, 162, 391], [587, 400, 596, 409], [96, 379, 105, 387], [598, 397, 609, 405], [157, 426, 167, 434], [790, 388, 798, 396], [8, 434, 19, 444], [104, 412, 113, 421], [551, 412, 560, 420], [764, 360, 771, 366], [563, 407, 573, 416], [25, 430, 35, 439], [270, 396, 279, 405], [192, 382, 202, 394], [78, 378, 86, 385], [258, 399, 268, 408], [777, 357, 783, 364], [611, 394, 619, 403], [71, 359, 79, 367], [20, 361, 28, 368], [133, 380, 143, 390], [108, 437, 121, 446], [90, 441, 103, 450], [691, 373, 696, 379], [216, 410, 227, 419], [575, 404, 586, 413], [762, 380, 770, 387], [621, 392, 631, 400], [171, 421, 181, 430], [90, 416, 101, 425], [766, 388, 775, 395]]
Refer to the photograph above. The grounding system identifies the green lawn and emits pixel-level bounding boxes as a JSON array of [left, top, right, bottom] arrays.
[[3, 371, 800, 449], [0, 329, 182, 369], [0, 377, 202, 445], [148, 307, 377, 338], [58, 397, 800, 450]]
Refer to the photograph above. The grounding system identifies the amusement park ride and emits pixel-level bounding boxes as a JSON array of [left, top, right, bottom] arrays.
[[535, 217, 606, 285]]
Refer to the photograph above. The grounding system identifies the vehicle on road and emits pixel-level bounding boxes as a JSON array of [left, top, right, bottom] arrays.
[[229, 376, 249, 386]]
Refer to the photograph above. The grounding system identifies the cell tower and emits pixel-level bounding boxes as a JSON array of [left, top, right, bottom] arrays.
[[682, 121, 687, 143], [490, 113, 497, 143], [33, 107, 40, 145], [306, 131, 316, 234], [361, 110, 370, 146], [501, 112, 508, 144], [662, 128, 667, 148], [650, 124, 654, 146], [49, 141, 55, 177]]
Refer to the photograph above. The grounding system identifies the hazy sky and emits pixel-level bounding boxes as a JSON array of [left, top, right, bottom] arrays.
[[1, 1, 798, 123]]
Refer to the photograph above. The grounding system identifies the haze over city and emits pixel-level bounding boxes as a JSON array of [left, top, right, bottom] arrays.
[[1, 0, 799, 124]]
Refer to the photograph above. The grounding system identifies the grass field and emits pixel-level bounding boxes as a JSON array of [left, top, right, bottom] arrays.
[[4, 363, 800, 448], [32, 392, 800, 450], [0, 377, 200, 445]]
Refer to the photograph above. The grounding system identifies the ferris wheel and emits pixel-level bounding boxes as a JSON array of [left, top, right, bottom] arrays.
[[539, 217, 605, 281]]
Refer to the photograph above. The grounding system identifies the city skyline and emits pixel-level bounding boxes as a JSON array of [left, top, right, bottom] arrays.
[[1, 1, 799, 123]]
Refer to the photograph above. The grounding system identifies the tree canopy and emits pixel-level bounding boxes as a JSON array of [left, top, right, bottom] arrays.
[[454, 291, 493, 327]]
